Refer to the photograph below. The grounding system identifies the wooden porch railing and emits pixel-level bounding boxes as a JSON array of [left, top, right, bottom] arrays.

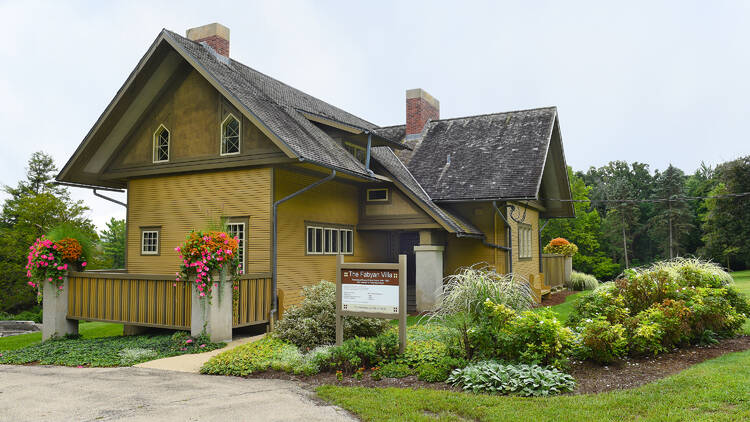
[[67, 271, 273, 330], [233, 273, 273, 327]]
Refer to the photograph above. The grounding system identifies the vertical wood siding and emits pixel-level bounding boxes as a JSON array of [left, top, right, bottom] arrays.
[[127, 167, 272, 275], [233, 273, 273, 326]]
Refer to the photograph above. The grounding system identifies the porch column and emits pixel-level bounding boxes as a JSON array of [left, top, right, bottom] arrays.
[[42, 274, 78, 340], [191, 269, 233, 343], [414, 230, 445, 312]]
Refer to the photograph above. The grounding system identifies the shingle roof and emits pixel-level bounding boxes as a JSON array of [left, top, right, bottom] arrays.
[[165, 30, 374, 178], [393, 108, 558, 201]]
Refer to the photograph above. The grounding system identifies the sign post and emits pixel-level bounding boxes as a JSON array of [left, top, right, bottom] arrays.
[[336, 254, 407, 353]]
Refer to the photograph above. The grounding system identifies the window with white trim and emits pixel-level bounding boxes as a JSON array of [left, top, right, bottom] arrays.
[[306, 224, 353, 255], [221, 114, 240, 155], [153, 125, 170, 163], [141, 228, 160, 255], [518, 224, 533, 259], [225, 221, 246, 273]]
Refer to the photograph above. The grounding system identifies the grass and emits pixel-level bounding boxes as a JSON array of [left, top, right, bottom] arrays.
[[0, 329, 224, 367], [316, 271, 750, 421], [536, 291, 587, 323], [0, 321, 123, 351], [317, 349, 750, 421]]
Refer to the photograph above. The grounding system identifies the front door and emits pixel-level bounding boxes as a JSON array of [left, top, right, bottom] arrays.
[[398, 232, 419, 313]]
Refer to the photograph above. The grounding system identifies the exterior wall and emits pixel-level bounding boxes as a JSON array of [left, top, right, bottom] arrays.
[[443, 203, 507, 276], [111, 68, 281, 171], [126, 167, 272, 274], [508, 204, 541, 282], [274, 166, 387, 307], [358, 186, 440, 230]]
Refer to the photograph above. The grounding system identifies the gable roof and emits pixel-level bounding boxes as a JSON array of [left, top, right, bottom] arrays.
[[373, 107, 563, 202]]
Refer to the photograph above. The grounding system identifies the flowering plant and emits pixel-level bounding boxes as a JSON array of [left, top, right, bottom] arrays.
[[26, 236, 88, 296], [175, 230, 241, 300], [543, 238, 578, 256]]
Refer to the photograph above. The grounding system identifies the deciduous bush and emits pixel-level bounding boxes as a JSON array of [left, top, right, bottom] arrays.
[[446, 361, 576, 396], [567, 283, 629, 327], [273, 281, 389, 350], [574, 317, 628, 363]]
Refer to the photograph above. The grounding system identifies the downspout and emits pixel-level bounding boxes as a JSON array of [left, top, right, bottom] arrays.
[[94, 189, 127, 208], [538, 219, 550, 273], [271, 169, 336, 325], [492, 201, 512, 273]]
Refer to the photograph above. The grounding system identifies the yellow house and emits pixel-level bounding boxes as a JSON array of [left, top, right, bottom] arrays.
[[57, 23, 574, 323]]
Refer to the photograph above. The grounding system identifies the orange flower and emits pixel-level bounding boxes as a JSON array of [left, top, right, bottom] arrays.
[[549, 237, 570, 246], [56, 238, 82, 262]]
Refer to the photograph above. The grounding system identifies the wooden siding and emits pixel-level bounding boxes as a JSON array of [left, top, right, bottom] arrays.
[[127, 167, 272, 274], [509, 204, 541, 282], [274, 166, 387, 307], [67, 272, 191, 329], [110, 68, 282, 173], [234, 273, 273, 327], [443, 203, 507, 276]]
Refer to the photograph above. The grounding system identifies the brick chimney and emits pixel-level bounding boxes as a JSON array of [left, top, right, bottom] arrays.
[[186, 23, 230, 57], [406, 88, 439, 138]]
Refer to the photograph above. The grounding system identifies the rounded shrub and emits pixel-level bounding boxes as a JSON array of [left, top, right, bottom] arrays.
[[575, 317, 628, 363], [568, 271, 599, 291]]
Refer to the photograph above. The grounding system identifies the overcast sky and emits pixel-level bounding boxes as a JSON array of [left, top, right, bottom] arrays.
[[1, 1, 749, 230]]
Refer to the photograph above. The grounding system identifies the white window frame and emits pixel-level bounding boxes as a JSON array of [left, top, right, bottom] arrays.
[[366, 188, 389, 202], [141, 229, 159, 255], [225, 221, 246, 273], [220, 113, 241, 156], [307, 225, 353, 255], [518, 224, 533, 259], [152, 124, 170, 163]]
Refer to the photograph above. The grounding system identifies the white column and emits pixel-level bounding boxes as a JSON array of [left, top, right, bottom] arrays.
[[42, 274, 78, 340], [414, 245, 444, 312], [191, 269, 233, 343]]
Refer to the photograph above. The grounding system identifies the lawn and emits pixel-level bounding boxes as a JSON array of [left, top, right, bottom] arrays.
[[317, 271, 750, 421], [0, 321, 123, 351], [537, 291, 586, 322]]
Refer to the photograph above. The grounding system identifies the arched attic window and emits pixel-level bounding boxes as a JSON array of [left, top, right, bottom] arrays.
[[153, 124, 170, 163], [221, 114, 241, 155]]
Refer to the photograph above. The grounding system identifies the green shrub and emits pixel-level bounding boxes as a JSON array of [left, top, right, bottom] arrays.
[[446, 361, 576, 396], [507, 308, 575, 369], [273, 281, 389, 350], [0, 306, 42, 323], [374, 362, 412, 378], [200, 337, 296, 376], [325, 337, 378, 373], [415, 356, 466, 383], [568, 271, 599, 291], [575, 317, 627, 363], [399, 339, 450, 367], [373, 331, 399, 361], [628, 318, 666, 356], [686, 288, 746, 336], [567, 283, 629, 327]]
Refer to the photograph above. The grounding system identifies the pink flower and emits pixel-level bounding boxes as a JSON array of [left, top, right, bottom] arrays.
[[77, 365, 83, 368], [59, 286, 63, 290], [199, 292, 205, 297], [81, 262, 86, 268], [173, 283, 177, 287], [199, 344, 206, 348]]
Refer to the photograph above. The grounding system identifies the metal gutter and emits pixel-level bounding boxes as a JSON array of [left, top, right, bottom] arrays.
[[54, 181, 127, 208], [271, 169, 336, 325]]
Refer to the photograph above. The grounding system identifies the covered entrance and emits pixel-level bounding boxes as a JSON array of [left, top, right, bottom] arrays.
[[398, 231, 419, 313]]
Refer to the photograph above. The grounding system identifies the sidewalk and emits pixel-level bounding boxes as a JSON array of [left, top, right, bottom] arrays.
[[135, 334, 263, 373]]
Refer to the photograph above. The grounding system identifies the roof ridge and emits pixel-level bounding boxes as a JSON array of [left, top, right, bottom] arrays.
[[430, 106, 557, 124]]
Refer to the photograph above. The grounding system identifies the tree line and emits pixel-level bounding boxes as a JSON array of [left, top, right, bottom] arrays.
[[1, 152, 125, 313], [542, 156, 750, 280]]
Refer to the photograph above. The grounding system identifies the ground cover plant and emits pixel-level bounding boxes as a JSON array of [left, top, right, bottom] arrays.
[[0, 329, 223, 366], [446, 361, 576, 396]]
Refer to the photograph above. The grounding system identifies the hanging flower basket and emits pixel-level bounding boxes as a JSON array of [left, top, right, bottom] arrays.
[[175, 230, 241, 300], [26, 236, 88, 298], [543, 237, 579, 257]]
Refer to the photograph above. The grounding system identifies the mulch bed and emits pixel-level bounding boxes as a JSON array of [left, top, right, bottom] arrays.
[[536, 289, 578, 307], [570, 335, 750, 394], [247, 336, 750, 395]]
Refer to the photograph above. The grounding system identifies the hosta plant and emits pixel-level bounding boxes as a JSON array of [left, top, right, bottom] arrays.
[[446, 361, 576, 396]]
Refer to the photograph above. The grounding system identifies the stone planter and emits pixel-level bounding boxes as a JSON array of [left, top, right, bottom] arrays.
[[42, 275, 78, 340], [190, 269, 232, 343]]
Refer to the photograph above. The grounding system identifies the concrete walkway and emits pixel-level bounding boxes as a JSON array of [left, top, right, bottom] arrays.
[[135, 334, 263, 373], [0, 365, 356, 422]]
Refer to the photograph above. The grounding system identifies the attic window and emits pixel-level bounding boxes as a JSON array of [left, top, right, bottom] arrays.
[[221, 114, 240, 155], [153, 125, 170, 163], [344, 142, 366, 164], [366, 188, 389, 202]]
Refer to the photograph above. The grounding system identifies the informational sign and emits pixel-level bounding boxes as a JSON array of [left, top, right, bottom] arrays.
[[336, 254, 407, 353], [341, 269, 399, 314]]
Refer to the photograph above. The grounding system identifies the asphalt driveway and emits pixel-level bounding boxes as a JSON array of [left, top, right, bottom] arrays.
[[0, 365, 355, 421]]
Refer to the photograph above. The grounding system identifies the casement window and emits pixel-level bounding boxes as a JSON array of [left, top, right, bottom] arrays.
[[344, 142, 366, 164], [153, 125, 170, 163], [225, 219, 247, 273], [140, 227, 160, 255], [221, 114, 241, 155], [366, 188, 389, 202], [518, 224, 533, 260], [306, 224, 354, 255]]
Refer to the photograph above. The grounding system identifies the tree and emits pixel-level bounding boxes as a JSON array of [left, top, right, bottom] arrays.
[[702, 156, 750, 269], [100, 218, 126, 269], [651, 165, 693, 259], [0, 151, 96, 313]]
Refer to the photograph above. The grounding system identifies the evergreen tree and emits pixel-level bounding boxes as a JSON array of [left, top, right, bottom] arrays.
[[651, 165, 693, 258]]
